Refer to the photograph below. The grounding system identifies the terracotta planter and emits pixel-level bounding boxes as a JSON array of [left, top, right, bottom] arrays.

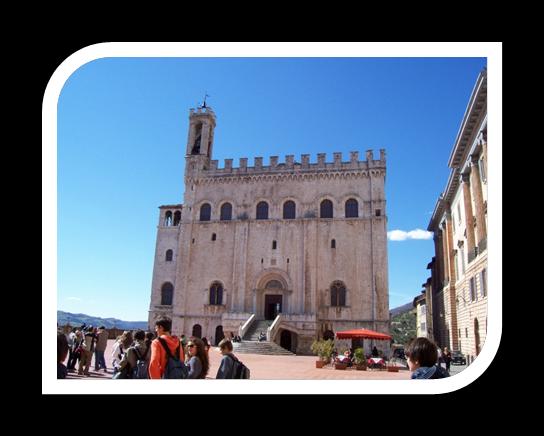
[[356, 364, 367, 371], [335, 363, 347, 370], [316, 360, 325, 368]]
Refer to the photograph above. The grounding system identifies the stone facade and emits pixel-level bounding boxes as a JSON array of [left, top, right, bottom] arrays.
[[148, 106, 389, 354], [427, 68, 487, 365], [413, 293, 428, 338]]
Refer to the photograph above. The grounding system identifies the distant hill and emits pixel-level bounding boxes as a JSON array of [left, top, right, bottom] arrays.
[[389, 306, 417, 345], [389, 302, 413, 317], [57, 311, 147, 330]]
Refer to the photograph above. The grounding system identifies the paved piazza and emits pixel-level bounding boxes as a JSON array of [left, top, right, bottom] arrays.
[[65, 340, 411, 380]]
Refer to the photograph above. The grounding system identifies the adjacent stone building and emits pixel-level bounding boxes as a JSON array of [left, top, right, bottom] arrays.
[[413, 291, 430, 338], [148, 105, 389, 354], [427, 68, 487, 365]]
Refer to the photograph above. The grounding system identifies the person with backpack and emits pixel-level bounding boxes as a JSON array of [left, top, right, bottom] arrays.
[[215, 339, 250, 379], [185, 337, 209, 379], [114, 330, 149, 379], [149, 317, 186, 379], [111, 331, 130, 375]]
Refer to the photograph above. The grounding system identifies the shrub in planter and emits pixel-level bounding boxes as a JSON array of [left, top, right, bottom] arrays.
[[311, 339, 334, 367], [354, 347, 367, 370]]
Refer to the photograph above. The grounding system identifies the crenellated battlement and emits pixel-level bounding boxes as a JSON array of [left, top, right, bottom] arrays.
[[204, 150, 386, 175]]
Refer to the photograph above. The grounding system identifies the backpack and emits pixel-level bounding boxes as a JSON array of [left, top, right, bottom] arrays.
[[227, 354, 250, 379], [158, 337, 189, 379], [131, 346, 150, 379]]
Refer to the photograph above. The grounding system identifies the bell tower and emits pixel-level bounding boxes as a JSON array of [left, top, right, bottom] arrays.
[[185, 102, 216, 177]]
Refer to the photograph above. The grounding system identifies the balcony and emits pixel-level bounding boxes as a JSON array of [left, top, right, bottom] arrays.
[[478, 237, 487, 253], [468, 246, 478, 264]]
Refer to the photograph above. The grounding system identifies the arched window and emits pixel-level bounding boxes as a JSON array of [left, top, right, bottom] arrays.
[[330, 281, 346, 307], [209, 282, 223, 305], [192, 324, 202, 338], [165, 249, 173, 261], [161, 282, 174, 305], [345, 198, 358, 218], [173, 210, 181, 226], [220, 203, 232, 221], [331, 239, 336, 249], [164, 211, 172, 226], [256, 201, 269, 220], [320, 200, 333, 218], [200, 203, 211, 221], [283, 200, 296, 219]]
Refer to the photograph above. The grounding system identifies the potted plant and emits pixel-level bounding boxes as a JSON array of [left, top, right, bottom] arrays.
[[354, 347, 367, 370], [311, 339, 333, 368]]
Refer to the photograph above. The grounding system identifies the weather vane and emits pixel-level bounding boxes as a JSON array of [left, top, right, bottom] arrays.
[[200, 92, 210, 108]]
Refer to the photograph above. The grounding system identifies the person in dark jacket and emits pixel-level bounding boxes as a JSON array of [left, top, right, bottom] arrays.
[[405, 337, 450, 379], [216, 339, 238, 379], [57, 332, 69, 379]]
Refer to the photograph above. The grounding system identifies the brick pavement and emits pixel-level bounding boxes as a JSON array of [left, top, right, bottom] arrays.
[[64, 339, 410, 380]]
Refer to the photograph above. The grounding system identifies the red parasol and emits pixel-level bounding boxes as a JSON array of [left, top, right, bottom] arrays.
[[335, 328, 392, 341]]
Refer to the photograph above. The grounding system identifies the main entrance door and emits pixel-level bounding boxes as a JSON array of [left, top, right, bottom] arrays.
[[264, 294, 282, 320]]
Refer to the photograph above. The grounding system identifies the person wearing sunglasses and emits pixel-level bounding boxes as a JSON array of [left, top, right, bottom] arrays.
[[185, 338, 210, 379]]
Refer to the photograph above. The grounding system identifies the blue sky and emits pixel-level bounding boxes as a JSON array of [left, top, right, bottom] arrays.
[[57, 57, 486, 321]]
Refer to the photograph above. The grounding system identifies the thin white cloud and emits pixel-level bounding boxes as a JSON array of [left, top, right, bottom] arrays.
[[388, 229, 433, 241], [67, 297, 82, 302]]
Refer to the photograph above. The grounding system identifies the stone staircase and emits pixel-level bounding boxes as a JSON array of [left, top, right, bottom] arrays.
[[244, 320, 273, 341], [233, 340, 295, 355], [233, 319, 294, 356]]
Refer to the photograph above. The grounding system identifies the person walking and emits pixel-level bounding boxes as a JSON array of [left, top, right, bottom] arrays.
[[443, 347, 452, 373], [78, 326, 96, 376], [149, 318, 185, 379], [68, 330, 83, 371], [65, 326, 76, 371], [94, 326, 108, 372], [216, 339, 237, 379], [185, 338, 209, 379]]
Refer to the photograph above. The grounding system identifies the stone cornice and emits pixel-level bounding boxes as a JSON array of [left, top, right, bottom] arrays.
[[448, 68, 487, 169], [159, 204, 183, 209], [187, 168, 385, 186]]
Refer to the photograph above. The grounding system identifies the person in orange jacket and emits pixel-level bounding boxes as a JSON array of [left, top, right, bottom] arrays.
[[149, 317, 185, 379]]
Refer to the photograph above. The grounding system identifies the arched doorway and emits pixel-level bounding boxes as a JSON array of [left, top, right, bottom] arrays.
[[215, 325, 225, 346], [192, 324, 202, 338], [264, 279, 283, 320], [474, 318, 481, 356], [280, 329, 292, 351]]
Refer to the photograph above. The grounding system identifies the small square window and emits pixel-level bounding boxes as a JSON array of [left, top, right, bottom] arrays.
[[375, 209, 381, 217]]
